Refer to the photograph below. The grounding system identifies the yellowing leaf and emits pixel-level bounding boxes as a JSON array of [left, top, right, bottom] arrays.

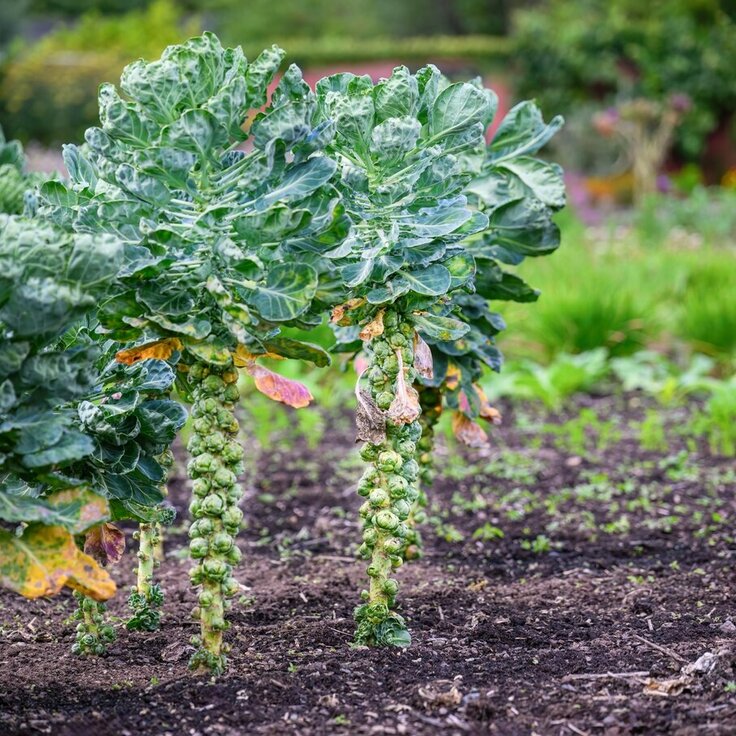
[[232, 344, 284, 367], [245, 363, 313, 408], [331, 298, 365, 325], [359, 310, 385, 342], [84, 523, 126, 566], [413, 332, 434, 379], [0, 524, 116, 601], [115, 338, 183, 365], [452, 412, 489, 448], [445, 364, 461, 390]]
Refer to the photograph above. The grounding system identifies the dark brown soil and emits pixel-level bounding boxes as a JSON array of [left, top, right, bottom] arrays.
[[1, 394, 735, 736]]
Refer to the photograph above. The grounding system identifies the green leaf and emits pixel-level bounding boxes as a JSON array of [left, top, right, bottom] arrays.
[[410, 313, 470, 341], [264, 337, 331, 367], [497, 157, 566, 209], [489, 102, 564, 164], [430, 82, 493, 138], [249, 264, 318, 322], [255, 157, 337, 209], [395, 264, 452, 296]]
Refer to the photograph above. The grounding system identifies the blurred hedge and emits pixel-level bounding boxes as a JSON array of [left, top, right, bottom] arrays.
[[0, 0, 510, 145], [0, 0, 198, 144]]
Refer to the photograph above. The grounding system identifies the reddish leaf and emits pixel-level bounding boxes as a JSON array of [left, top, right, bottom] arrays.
[[84, 523, 126, 566], [245, 363, 313, 408]]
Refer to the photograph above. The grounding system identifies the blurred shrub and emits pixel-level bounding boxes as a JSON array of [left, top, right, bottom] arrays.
[[0, 0, 30, 50], [0, 0, 198, 144], [512, 0, 736, 160], [30, 0, 149, 14]]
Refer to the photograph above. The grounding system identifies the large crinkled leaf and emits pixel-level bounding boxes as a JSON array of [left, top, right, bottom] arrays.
[[263, 337, 331, 367], [430, 82, 495, 138], [484, 199, 561, 257], [496, 157, 566, 209], [249, 263, 318, 321], [254, 157, 337, 209], [394, 264, 452, 297], [0, 523, 116, 601], [488, 102, 564, 164]]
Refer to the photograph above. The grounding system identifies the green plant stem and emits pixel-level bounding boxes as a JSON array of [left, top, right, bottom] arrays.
[[354, 310, 421, 647], [186, 360, 244, 675], [71, 591, 116, 656]]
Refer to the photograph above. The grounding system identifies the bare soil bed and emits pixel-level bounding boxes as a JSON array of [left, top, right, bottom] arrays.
[[1, 394, 735, 735]]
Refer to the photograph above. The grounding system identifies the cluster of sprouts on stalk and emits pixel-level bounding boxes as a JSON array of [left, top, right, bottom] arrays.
[[0, 33, 564, 674]]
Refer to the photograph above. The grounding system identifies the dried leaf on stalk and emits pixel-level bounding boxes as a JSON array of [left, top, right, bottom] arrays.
[[359, 310, 385, 342], [115, 338, 183, 365], [355, 387, 386, 444], [244, 363, 313, 408], [331, 298, 365, 325], [413, 332, 434, 379], [452, 412, 489, 448], [387, 351, 421, 425], [84, 522, 126, 566]]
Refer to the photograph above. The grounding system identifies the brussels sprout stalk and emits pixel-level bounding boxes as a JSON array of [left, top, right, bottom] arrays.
[[355, 310, 421, 647], [71, 591, 116, 656], [186, 360, 244, 675], [126, 522, 164, 631]]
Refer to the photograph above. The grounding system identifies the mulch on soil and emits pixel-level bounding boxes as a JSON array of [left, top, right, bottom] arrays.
[[1, 394, 734, 735]]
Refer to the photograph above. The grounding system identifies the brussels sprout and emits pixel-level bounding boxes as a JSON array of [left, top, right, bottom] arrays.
[[71, 593, 117, 656], [192, 478, 211, 498], [360, 444, 380, 462], [213, 467, 237, 488], [190, 518, 215, 537], [362, 528, 378, 545], [387, 475, 408, 498], [373, 341, 391, 358], [223, 384, 239, 402], [383, 311, 399, 329], [190, 538, 209, 559], [382, 355, 399, 374], [202, 398, 219, 414], [202, 494, 226, 517], [189, 499, 203, 518], [375, 510, 399, 531], [222, 369, 239, 384], [222, 441, 244, 463], [358, 500, 373, 518], [212, 532, 234, 553], [189, 363, 206, 381], [221, 507, 243, 529], [376, 391, 393, 410], [392, 499, 411, 520], [377, 451, 402, 472], [383, 538, 403, 555], [369, 488, 389, 508], [389, 333, 407, 348], [221, 578, 239, 597], [203, 559, 228, 581], [206, 432, 226, 452], [193, 453, 216, 473], [203, 375, 226, 394], [382, 579, 399, 596], [193, 417, 214, 434], [400, 459, 419, 481], [396, 440, 416, 458], [226, 546, 242, 564]]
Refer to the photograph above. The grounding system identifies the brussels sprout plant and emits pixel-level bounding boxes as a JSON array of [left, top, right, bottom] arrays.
[[42, 33, 342, 674]]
